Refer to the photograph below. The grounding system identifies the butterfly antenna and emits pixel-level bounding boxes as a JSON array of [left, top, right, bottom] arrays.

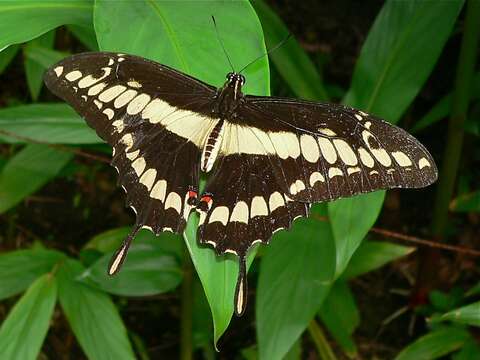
[[238, 33, 292, 74], [212, 16, 235, 73]]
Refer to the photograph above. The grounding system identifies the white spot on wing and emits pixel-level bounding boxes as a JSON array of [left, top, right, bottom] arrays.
[[392, 151, 412, 167], [347, 167, 361, 175], [151, 180, 167, 202], [231, 201, 249, 223], [99, 85, 127, 102], [131, 157, 146, 176], [209, 206, 229, 225], [88, 82, 107, 96], [54, 66, 63, 77], [269, 192, 285, 212], [309, 172, 325, 186], [127, 80, 142, 88], [126, 149, 139, 160], [165, 192, 182, 213], [418, 157, 431, 169], [127, 93, 151, 115], [114, 89, 138, 108], [102, 108, 114, 120], [120, 134, 134, 151], [139, 168, 157, 191], [333, 139, 358, 166], [80, 67, 111, 89], [112, 119, 124, 133], [65, 70, 82, 82], [358, 147, 374, 168], [318, 137, 337, 164], [251, 196, 268, 217], [318, 128, 336, 136], [328, 167, 343, 178], [300, 134, 320, 163]]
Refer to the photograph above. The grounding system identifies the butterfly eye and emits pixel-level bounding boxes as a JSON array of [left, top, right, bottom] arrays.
[[226, 72, 233, 80]]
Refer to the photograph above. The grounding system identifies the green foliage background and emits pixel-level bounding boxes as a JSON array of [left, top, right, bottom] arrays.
[[0, 0, 479, 359]]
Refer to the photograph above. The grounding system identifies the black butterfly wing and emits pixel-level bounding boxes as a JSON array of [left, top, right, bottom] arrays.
[[233, 96, 438, 203], [44, 52, 218, 272], [197, 153, 309, 315]]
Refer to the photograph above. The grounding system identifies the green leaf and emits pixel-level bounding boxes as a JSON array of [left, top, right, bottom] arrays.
[[257, 205, 336, 360], [0, 0, 93, 50], [0, 44, 19, 74], [184, 213, 256, 347], [68, 24, 98, 50], [342, 240, 415, 279], [344, 0, 464, 123], [452, 340, 480, 360], [450, 191, 480, 212], [57, 259, 135, 360], [0, 274, 57, 360], [438, 301, 480, 327], [319, 281, 359, 356], [23, 30, 55, 101], [94, 0, 269, 95], [328, 0, 463, 281], [395, 327, 470, 360], [79, 242, 182, 296], [24, 45, 68, 70], [0, 144, 73, 213], [0, 249, 64, 300], [329, 191, 385, 277], [252, 0, 329, 101], [412, 72, 480, 133], [84, 227, 131, 252], [0, 104, 99, 144], [93, 0, 268, 342], [83, 227, 183, 258]]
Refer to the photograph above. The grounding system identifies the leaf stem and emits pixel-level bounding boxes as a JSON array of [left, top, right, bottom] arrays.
[[431, 0, 480, 237], [308, 319, 338, 360], [180, 244, 194, 360]]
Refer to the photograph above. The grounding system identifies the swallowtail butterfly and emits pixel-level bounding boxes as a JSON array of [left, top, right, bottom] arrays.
[[44, 52, 437, 316]]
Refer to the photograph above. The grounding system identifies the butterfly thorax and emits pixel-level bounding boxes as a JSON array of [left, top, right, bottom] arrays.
[[201, 73, 245, 172]]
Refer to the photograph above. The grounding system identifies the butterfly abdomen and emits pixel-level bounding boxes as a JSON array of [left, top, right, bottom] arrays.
[[201, 119, 225, 172]]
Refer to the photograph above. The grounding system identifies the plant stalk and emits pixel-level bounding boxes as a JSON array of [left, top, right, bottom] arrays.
[[431, 0, 480, 237], [180, 244, 194, 360], [414, 0, 480, 306], [308, 319, 338, 360]]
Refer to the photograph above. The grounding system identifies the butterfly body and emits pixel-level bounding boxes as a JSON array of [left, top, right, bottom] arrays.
[[44, 52, 437, 316]]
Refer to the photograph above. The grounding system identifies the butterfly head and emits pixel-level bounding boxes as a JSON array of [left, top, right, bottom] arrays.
[[226, 72, 245, 87]]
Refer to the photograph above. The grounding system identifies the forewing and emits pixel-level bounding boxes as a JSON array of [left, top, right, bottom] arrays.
[[44, 52, 218, 234], [226, 96, 438, 203]]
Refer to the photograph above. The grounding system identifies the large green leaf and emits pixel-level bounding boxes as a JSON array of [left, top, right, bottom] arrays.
[[438, 301, 480, 327], [319, 281, 359, 356], [0, 144, 73, 213], [0, 0, 92, 50], [0, 104, 99, 144], [412, 72, 480, 133], [79, 242, 182, 296], [344, 0, 464, 122], [57, 259, 135, 360], [183, 213, 256, 347], [68, 24, 98, 51], [329, 191, 385, 277], [0, 274, 57, 360], [342, 240, 415, 280], [94, 0, 269, 95], [329, 0, 464, 279], [256, 205, 336, 360], [252, 0, 329, 101], [93, 0, 268, 342], [395, 327, 470, 360], [0, 44, 19, 75], [23, 30, 55, 101], [0, 249, 64, 300]]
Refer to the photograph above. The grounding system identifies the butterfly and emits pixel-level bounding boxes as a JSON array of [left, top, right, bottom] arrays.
[[44, 52, 438, 316]]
